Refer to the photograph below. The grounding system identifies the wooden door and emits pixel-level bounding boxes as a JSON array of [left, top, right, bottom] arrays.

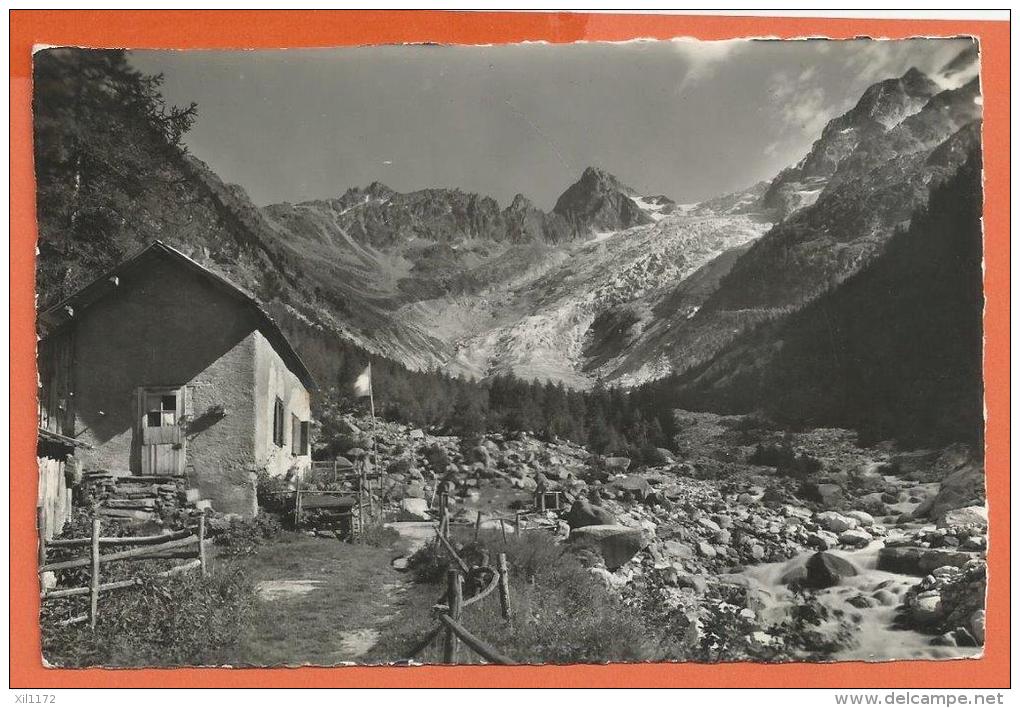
[[137, 388, 186, 476]]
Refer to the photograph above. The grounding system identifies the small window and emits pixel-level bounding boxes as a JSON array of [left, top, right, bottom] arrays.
[[144, 391, 177, 428], [272, 397, 285, 447]]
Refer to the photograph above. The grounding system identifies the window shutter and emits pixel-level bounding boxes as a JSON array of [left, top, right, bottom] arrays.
[[300, 421, 311, 456], [273, 398, 284, 447], [291, 414, 300, 455]]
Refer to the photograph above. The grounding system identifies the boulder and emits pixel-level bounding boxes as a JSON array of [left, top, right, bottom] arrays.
[[663, 539, 695, 560], [564, 499, 617, 529], [397, 498, 430, 522], [603, 457, 632, 473], [839, 529, 873, 548], [877, 546, 925, 574], [919, 549, 976, 574], [697, 541, 717, 558], [927, 458, 985, 519], [846, 510, 876, 527], [613, 475, 652, 501], [515, 476, 538, 492], [815, 511, 857, 534], [937, 505, 988, 530], [408, 429, 425, 440], [783, 504, 813, 520], [807, 530, 840, 551], [800, 482, 843, 506], [570, 525, 650, 571], [802, 552, 858, 589], [338, 419, 363, 437], [911, 591, 942, 623]]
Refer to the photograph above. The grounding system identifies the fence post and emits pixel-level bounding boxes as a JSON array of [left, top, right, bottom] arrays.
[[442, 569, 463, 664], [498, 552, 512, 627], [333, 458, 338, 484], [515, 511, 524, 535], [439, 493, 450, 540], [499, 518, 508, 544], [198, 515, 208, 577], [474, 510, 482, 543], [89, 518, 101, 630]]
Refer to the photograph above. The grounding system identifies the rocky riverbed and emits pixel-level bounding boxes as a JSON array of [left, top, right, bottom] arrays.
[[319, 410, 987, 662]]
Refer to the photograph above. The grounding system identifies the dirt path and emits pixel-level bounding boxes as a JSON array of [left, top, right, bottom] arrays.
[[223, 528, 431, 666]]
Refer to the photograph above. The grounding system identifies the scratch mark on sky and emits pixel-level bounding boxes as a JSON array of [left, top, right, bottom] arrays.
[[501, 97, 573, 173]]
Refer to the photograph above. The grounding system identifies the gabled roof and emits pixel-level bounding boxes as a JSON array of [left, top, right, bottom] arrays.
[[38, 241, 316, 390]]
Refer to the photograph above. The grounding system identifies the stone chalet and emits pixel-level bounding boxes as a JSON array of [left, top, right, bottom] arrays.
[[37, 241, 315, 517]]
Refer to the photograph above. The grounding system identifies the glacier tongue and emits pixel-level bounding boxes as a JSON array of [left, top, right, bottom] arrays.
[[406, 211, 770, 388]]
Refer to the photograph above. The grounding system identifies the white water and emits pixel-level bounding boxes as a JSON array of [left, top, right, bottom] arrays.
[[736, 540, 980, 661]]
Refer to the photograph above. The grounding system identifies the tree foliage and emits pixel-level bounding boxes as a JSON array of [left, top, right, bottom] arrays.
[[34, 48, 197, 304]]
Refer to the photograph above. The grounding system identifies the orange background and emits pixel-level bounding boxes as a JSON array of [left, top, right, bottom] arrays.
[[9, 11, 1010, 688]]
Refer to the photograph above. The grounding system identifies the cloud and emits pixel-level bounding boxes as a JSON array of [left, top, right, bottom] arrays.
[[767, 70, 831, 139], [840, 38, 975, 90], [670, 38, 746, 94]]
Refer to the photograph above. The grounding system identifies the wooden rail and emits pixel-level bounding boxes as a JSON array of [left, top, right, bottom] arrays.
[[407, 540, 515, 665], [46, 527, 193, 549], [438, 614, 516, 665]]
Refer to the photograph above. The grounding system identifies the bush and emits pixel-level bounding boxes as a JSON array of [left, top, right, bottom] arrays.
[[406, 542, 448, 584], [255, 469, 290, 516], [749, 441, 822, 479], [41, 564, 257, 667], [213, 513, 283, 557], [357, 522, 400, 548]]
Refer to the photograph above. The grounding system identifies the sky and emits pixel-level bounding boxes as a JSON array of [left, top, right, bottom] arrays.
[[130, 38, 973, 210]]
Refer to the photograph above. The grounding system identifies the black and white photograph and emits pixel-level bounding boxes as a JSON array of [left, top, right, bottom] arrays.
[[34, 36, 986, 667]]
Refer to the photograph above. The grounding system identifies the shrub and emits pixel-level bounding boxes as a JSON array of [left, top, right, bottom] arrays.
[[748, 441, 821, 479], [255, 469, 290, 516], [423, 444, 451, 474], [406, 542, 448, 584], [213, 513, 283, 557], [41, 564, 257, 667], [357, 522, 400, 548]]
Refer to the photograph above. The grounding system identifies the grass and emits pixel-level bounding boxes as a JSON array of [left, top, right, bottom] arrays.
[[41, 563, 257, 668], [369, 527, 666, 665], [219, 531, 422, 666]]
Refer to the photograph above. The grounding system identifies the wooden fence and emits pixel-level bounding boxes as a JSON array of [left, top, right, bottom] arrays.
[[38, 513, 207, 629], [403, 497, 516, 665]]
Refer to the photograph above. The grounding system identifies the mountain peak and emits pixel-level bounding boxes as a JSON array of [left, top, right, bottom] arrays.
[[553, 167, 651, 234], [507, 193, 535, 211], [365, 180, 395, 196], [577, 166, 632, 194], [900, 66, 927, 83]]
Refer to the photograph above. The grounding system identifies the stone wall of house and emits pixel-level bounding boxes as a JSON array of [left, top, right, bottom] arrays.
[[254, 330, 312, 480]]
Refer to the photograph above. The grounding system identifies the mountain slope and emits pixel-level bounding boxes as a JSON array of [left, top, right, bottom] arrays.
[[762, 67, 941, 220], [603, 69, 982, 387], [260, 166, 754, 387], [666, 150, 984, 446]]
